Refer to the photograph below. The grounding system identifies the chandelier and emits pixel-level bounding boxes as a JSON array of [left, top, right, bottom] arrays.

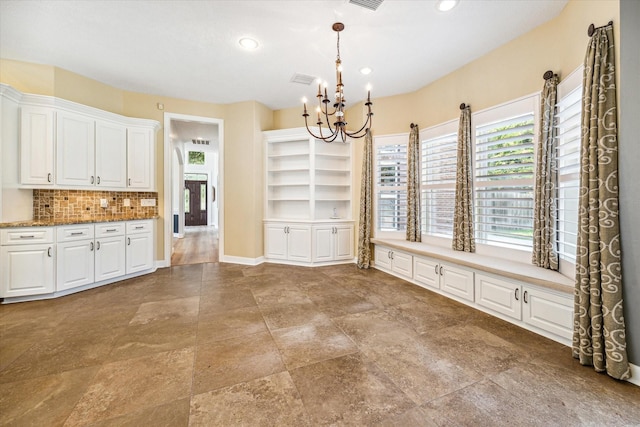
[[302, 22, 373, 142]]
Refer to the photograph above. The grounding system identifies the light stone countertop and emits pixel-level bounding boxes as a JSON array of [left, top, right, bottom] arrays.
[[0, 215, 159, 228]]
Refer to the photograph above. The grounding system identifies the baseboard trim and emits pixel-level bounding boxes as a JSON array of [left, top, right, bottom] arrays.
[[219, 255, 265, 266], [155, 260, 170, 269], [628, 363, 640, 386]]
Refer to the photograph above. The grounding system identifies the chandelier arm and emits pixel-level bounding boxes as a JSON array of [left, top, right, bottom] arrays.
[[303, 118, 327, 140], [345, 113, 372, 137]]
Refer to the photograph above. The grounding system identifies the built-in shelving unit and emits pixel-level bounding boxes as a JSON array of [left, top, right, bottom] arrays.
[[263, 127, 355, 266]]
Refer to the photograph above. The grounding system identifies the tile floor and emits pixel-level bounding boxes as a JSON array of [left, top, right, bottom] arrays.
[[1, 262, 639, 426]]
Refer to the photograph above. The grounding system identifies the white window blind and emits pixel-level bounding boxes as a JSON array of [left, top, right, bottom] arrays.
[[555, 70, 582, 262], [421, 126, 457, 237], [474, 97, 537, 250], [376, 139, 407, 232]]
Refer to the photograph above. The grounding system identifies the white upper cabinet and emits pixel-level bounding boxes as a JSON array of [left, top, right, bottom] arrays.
[[56, 111, 95, 186], [20, 106, 55, 185], [127, 126, 154, 190], [95, 120, 127, 188]]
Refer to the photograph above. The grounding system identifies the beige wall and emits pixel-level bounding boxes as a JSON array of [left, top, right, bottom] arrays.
[[0, 59, 55, 96]]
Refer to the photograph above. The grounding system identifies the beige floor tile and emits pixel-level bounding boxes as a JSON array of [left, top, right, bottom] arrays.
[[290, 353, 415, 425], [198, 288, 256, 314], [197, 306, 268, 343], [193, 331, 285, 394], [129, 296, 200, 326], [271, 319, 359, 370], [260, 301, 330, 331], [87, 398, 190, 427], [64, 348, 194, 426], [189, 371, 310, 427], [0, 366, 99, 426]]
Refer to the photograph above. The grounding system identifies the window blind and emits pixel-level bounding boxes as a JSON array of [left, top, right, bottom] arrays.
[[475, 112, 535, 249], [376, 143, 408, 231]]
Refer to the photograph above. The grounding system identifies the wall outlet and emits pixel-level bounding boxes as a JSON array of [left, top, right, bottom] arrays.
[[141, 198, 156, 207], [100, 199, 108, 208], [123, 198, 131, 207]]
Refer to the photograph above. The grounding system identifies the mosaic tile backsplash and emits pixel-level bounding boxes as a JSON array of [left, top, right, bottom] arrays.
[[33, 190, 159, 221]]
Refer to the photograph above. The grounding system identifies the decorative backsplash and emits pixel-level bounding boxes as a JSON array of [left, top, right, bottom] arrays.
[[33, 190, 158, 221]]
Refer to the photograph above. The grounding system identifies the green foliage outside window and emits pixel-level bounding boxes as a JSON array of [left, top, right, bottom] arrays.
[[189, 151, 205, 165]]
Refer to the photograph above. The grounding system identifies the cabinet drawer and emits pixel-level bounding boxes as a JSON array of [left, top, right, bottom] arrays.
[[126, 220, 153, 235], [1, 227, 54, 245], [57, 224, 95, 242], [96, 222, 125, 237]]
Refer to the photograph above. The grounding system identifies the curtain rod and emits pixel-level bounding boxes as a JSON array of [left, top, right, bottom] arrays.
[[459, 103, 469, 110], [543, 70, 557, 80], [410, 123, 418, 129], [588, 21, 613, 37]]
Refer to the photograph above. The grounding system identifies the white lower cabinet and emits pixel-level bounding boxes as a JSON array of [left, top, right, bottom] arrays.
[[57, 238, 95, 291], [95, 235, 126, 281], [126, 220, 154, 274], [374, 246, 413, 279], [264, 222, 312, 263], [1, 227, 55, 297], [312, 224, 353, 262], [475, 273, 573, 342], [413, 256, 475, 302]]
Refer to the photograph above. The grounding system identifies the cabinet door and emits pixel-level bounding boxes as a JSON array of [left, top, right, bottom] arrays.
[[334, 226, 353, 260], [441, 263, 474, 302], [1, 244, 54, 297], [20, 106, 55, 185], [391, 251, 413, 278], [57, 239, 94, 291], [475, 274, 522, 320], [57, 111, 95, 186], [96, 236, 126, 281], [414, 257, 439, 290], [127, 127, 153, 189], [374, 246, 392, 270], [126, 232, 154, 274], [265, 224, 287, 260], [95, 121, 127, 188], [287, 225, 311, 262], [522, 286, 573, 341], [312, 227, 333, 262]]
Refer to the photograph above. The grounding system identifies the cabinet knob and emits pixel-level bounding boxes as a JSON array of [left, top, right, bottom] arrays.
[[515, 288, 519, 301]]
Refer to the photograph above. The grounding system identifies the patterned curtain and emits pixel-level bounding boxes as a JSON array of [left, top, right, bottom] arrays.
[[452, 105, 475, 252], [532, 73, 559, 270], [573, 23, 630, 380], [357, 129, 373, 268], [406, 124, 421, 242]]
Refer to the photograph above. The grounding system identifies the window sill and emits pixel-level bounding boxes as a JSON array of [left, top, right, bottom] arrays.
[[371, 238, 573, 295]]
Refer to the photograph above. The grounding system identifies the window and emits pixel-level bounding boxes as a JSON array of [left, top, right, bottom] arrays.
[[473, 95, 538, 250], [375, 135, 407, 233], [421, 121, 458, 237], [555, 67, 583, 262], [188, 151, 205, 165]]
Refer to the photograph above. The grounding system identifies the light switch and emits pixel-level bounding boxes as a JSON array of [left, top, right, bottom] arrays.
[[100, 199, 108, 208], [123, 198, 131, 207], [140, 198, 156, 207]]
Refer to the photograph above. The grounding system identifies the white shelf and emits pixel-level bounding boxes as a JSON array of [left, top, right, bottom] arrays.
[[316, 168, 350, 173], [315, 154, 350, 159], [269, 168, 310, 173], [269, 183, 309, 187], [268, 153, 308, 158], [268, 198, 310, 201], [316, 198, 351, 202], [315, 184, 350, 187]]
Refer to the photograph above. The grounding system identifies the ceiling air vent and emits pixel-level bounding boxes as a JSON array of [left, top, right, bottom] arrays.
[[348, 0, 384, 11], [290, 73, 317, 86]]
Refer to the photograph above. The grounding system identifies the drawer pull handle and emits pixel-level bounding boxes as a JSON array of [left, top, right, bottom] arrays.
[[106, 229, 117, 232], [435, 264, 438, 274], [96, 241, 101, 250], [127, 237, 131, 246], [439, 265, 444, 276], [70, 232, 84, 236], [47, 173, 52, 183], [19, 235, 35, 239], [97, 176, 101, 185], [90, 242, 94, 251], [47, 247, 52, 257], [523, 291, 528, 304], [91, 176, 95, 184], [515, 288, 519, 301], [134, 226, 144, 229], [129, 178, 131, 186]]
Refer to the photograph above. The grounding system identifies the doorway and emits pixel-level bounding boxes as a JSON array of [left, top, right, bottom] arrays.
[[164, 113, 224, 267], [185, 179, 207, 226]]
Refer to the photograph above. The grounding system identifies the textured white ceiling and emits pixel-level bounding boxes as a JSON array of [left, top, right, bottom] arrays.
[[0, 0, 568, 110]]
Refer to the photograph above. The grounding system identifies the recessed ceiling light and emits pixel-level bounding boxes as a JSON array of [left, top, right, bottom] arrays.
[[360, 67, 372, 75], [436, 0, 459, 12], [239, 37, 259, 50]]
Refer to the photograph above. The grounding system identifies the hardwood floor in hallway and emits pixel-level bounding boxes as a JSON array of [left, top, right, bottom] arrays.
[[171, 226, 218, 266]]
